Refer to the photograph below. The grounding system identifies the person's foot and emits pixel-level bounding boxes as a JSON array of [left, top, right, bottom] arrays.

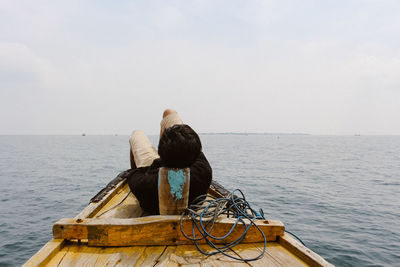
[[163, 109, 178, 118]]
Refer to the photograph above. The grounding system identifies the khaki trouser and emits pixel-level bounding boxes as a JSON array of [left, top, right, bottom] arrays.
[[129, 113, 183, 168]]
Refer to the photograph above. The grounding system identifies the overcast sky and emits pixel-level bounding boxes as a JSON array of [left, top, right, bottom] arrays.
[[1, 1, 399, 135]]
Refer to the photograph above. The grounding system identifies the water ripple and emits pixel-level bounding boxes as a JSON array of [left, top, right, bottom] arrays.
[[1, 135, 399, 266]]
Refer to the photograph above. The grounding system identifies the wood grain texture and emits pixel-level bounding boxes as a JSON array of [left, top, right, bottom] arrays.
[[155, 244, 251, 267], [90, 171, 131, 203], [95, 184, 143, 219], [53, 216, 285, 246], [27, 241, 316, 267], [209, 180, 231, 198], [154, 246, 179, 267], [133, 246, 168, 266], [44, 242, 147, 266], [22, 239, 66, 267], [278, 234, 334, 267], [231, 243, 282, 267], [76, 179, 127, 219], [158, 168, 190, 215], [265, 243, 308, 267]]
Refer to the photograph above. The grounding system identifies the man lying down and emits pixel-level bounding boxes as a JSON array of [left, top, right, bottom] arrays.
[[127, 109, 213, 215]]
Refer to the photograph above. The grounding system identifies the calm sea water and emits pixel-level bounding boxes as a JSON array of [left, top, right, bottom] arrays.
[[0, 135, 399, 266]]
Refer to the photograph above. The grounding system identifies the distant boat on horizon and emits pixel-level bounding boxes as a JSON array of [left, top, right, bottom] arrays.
[[82, 133, 86, 136]]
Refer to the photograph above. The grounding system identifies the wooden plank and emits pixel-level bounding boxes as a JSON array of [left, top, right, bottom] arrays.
[[209, 180, 231, 198], [134, 246, 168, 266], [159, 168, 190, 215], [22, 239, 66, 267], [231, 243, 282, 267], [155, 244, 251, 267], [278, 234, 334, 267], [237, 241, 309, 267], [53, 216, 285, 246], [94, 184, 143, 219], [89, 246, 147, 266], [44, 242, 148, 266], [265, 243, 308, 267], [75, 179, 127, 219], [154, 246, 178, 267], [54, 244, 103, 266], [90, 171, 130, 203]]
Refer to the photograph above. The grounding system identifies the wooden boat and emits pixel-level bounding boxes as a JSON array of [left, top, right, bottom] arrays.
[[24, 171, 333, 266]]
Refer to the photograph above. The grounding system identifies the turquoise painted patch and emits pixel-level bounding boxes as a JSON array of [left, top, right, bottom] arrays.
[[168, 169, 186, 200]]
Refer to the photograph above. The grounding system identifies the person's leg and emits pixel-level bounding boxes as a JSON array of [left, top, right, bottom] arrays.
[[129, 130, 159, 168], [159, 109, 183, 137]]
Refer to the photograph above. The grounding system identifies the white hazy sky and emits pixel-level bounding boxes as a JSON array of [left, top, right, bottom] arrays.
[[1, 0, 399, 135]]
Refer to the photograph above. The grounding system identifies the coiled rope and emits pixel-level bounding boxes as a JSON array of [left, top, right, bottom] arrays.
[[179, 189, 267, 262]]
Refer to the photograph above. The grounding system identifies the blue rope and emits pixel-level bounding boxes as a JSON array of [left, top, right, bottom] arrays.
[[180, 189, 267, 262], [285, 230, 306, 246]]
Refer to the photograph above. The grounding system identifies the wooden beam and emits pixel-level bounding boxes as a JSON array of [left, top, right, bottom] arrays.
[[158, 168, 190, 215], [278, 234, 334, 267], [53, 216, 284, 247]]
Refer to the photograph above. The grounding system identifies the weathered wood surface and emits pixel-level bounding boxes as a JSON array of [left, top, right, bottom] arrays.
[[279, 234, 334, 267], [209, 180, 231, 198], [45, 242, 149, 266], [53, 216, 285, 246], [22, 239, 66, 267], [229, 242, 308, 267], [230, 243, 282, 267], [155, 244, 251, 267], [41, 241, 310, 267], [94, 184, 143, 219], [76, 179, 127, 219], [158, 167, 190, 215], [90, 170, 133, 203], [24, 172, 333, 267]]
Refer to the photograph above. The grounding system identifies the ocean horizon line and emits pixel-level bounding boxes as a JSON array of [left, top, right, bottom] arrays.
[[2, 133, 400, 136]]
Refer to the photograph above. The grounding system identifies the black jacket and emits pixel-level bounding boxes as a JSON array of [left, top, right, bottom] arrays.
[[127, 152, 212, 214]]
